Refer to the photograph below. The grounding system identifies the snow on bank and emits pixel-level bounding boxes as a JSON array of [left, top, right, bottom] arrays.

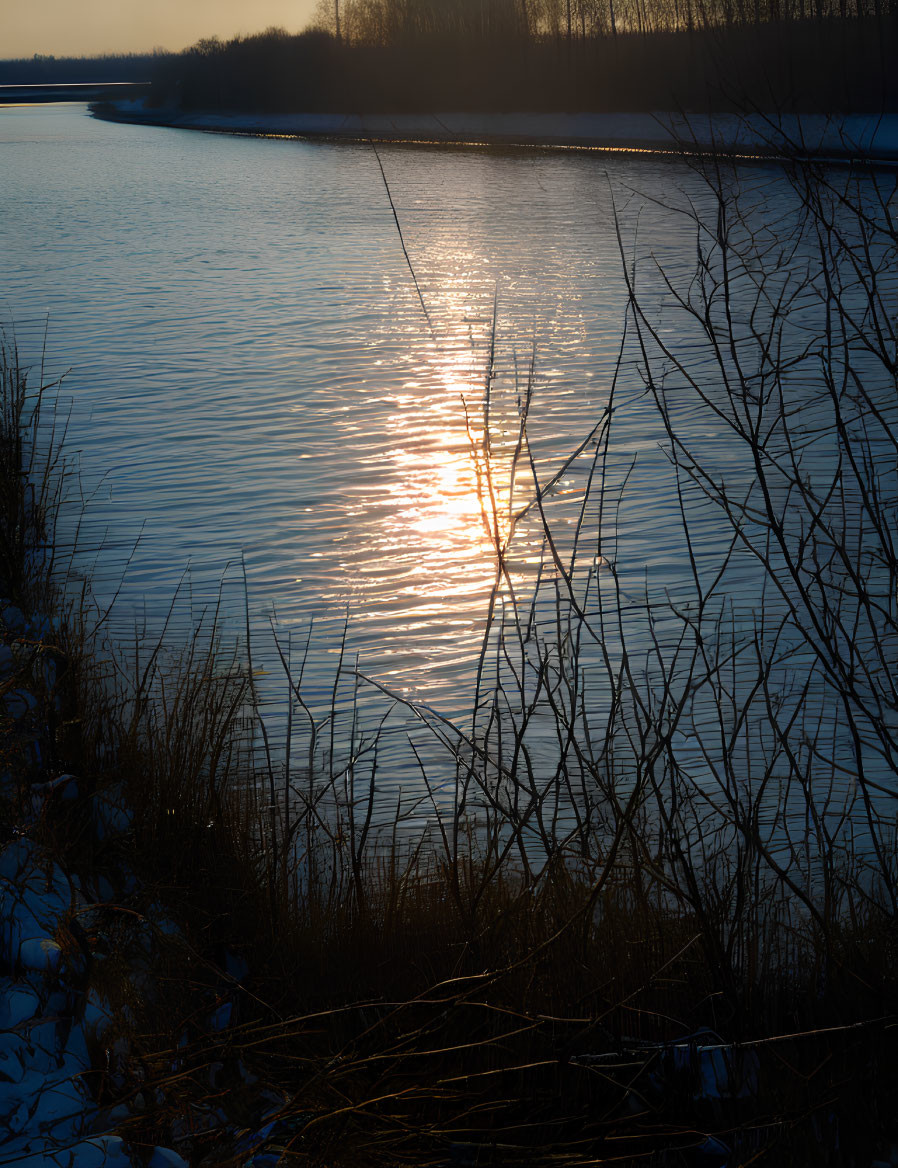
[[0, 596, 299, 1166], [98, 101, 898, 160], [0, 604, 190, 1168]]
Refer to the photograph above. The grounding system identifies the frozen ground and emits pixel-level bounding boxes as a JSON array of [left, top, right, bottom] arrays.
[[0, 603, 281, 1167], [99, 102, 898, 160]]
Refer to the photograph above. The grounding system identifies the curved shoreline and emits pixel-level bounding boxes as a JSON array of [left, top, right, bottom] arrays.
[[93, 100, 898, 162]]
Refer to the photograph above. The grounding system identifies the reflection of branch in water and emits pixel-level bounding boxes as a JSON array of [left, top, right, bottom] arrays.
[[368, 137, 435, 338]]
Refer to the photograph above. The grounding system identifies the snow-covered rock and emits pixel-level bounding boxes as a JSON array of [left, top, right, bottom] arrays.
[[0, 839, 77, 975], [147, 1147, 190, 1168], [91, 787, 134, 842], [656, 1028, 760, 1101], [6, 1133, 138, 1168], [30, 774, 79, 819], [80, 987, 116, 1041], [18, 937, 64, 973], [0, 977, 40, 1028]]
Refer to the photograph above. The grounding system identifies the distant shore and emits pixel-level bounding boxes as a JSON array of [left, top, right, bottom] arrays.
[[0, 82, 149, 105], [92, 100, 898, 162]]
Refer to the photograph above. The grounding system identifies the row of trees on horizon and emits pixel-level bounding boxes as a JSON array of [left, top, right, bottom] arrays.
[[1, 0, 896, 114], [0, 52, 163, 85], [311, 0, 898, 42], [145, 8, 896, 115]]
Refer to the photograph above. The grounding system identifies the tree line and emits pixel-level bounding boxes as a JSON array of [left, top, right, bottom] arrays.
[[316, 0, 898, 43], [0, 53, 165, 86], [148, 8, 897, 115]]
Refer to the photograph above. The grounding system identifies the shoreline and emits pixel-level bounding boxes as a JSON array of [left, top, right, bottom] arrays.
[[93, 100, 898, 162]]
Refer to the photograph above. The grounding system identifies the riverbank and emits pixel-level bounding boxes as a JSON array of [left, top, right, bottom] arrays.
[[3, 345, 898, 1165], [0, 356, 194, 1167], [0, 349, 327, 1168], [93, 100, 898, 161]]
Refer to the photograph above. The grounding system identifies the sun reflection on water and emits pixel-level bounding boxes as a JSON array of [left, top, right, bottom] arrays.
[[376, 344, 531, 598], [286, 221, 611, 704]]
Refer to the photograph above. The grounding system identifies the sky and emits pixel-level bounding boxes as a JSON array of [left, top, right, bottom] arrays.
[[3, 0, 320, 59]]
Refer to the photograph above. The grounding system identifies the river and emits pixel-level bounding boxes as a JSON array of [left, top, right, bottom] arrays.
[[0, 104, 698, 695], [3, 102, 895, 856]]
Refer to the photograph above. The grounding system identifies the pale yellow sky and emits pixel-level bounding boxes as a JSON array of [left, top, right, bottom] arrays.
[[3, 0, 320, 59]]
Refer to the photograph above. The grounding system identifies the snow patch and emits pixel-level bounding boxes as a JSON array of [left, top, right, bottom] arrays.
[[98, 102, 898, 162]]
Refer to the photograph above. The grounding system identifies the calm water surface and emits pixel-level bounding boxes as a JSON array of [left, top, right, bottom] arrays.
[[1, 105, 706, 696], [5, 103, 889, 843]]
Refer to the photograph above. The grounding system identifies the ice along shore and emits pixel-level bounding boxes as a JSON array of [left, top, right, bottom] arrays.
[[93, 101, 898, 162]]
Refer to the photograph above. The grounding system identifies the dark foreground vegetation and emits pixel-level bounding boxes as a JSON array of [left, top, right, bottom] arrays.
[[3, 132, 898, 1164], [145, 0, 898, 117]]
